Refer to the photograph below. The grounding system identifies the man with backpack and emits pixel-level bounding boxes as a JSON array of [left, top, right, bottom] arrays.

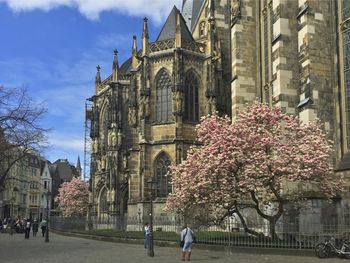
[[180, 224, 195, 261]]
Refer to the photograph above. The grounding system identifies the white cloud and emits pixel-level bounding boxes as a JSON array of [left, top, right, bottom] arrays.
[[0, 0, 182, 24], [49, 132, 84, 152]]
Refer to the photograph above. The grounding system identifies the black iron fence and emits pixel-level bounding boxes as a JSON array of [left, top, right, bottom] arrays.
[[50, 215, 350, 249]]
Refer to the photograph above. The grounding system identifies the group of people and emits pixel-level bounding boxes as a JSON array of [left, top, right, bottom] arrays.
[[144, 222, 195, 261], [0, 217, 47, 239]]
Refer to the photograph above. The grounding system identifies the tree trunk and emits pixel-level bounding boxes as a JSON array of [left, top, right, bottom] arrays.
[[269, 218, 279, 241], [235, 203, 263, 238]]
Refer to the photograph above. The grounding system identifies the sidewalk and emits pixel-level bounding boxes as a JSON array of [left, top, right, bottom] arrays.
[[52, 229, 316, 258], [1, 230, 343, 263]]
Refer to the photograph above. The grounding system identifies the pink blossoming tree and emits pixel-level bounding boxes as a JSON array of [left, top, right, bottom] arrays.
[[166, 101, 342, 239], [56, 177, 89, 217]]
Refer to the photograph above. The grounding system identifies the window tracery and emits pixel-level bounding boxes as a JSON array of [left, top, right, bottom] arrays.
[[156, 70, 172, 123], [154, 153, 171, 198], [184, 71, 199, 122]]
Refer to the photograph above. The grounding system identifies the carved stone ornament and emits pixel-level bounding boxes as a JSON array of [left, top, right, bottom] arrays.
[[123, 154, 128, 170], [128, 107, 137, 127], [117, 130, 123, 149], [231, 0, 241, 25], [207, 96, 217, 115], [108, 123, 118, 147], [139, 95, 150, 119], [92, 139, 98, 154], [96, 158, 101, 172], [172, 91, 183, 115]]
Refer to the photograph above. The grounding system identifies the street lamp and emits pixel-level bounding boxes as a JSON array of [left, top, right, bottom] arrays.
[[45, 190, 51, 243], [147, 179, 156, 257]]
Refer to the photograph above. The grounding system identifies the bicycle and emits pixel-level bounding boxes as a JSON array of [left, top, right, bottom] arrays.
[[315, 236, 350, 259]]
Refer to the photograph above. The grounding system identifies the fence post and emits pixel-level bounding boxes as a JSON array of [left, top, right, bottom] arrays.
[[298, 224, 301, 250]]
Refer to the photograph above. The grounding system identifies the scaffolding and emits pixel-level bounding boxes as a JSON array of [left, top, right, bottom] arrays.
[[84, 98, 93, 181]]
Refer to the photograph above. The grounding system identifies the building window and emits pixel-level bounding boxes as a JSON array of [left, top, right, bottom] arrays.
[[154, 153, 171, 198], [184, 71, 199, 122], [199, 21, 206, 36], [156, 69, 172, 123], [99, 188, 108, 213], [44, 181, 47, 189]]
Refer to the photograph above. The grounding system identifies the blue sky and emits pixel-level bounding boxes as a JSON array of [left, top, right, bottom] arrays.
[[0, 0, 181, 173]]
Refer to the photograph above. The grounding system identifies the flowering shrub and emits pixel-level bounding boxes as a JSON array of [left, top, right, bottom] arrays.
[[166, 101, 342, 238], [56, 177, 89, 217]]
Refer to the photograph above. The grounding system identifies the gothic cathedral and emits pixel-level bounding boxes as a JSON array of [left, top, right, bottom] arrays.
[[87, 0, 350, 229]]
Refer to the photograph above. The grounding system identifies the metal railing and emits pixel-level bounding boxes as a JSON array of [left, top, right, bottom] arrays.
[[50, 215, 350, 250]]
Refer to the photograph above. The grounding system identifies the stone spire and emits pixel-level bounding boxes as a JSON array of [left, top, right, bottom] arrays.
[[175, 10, 182, 48], [95, 65, 101, 93], [76, 156, 82, 178], [209, 0, 215, 20], [142, 17, 149, 56], [112, 49, 119, 82], [207, 0, 216, 56], [132, 35, 138, 69]]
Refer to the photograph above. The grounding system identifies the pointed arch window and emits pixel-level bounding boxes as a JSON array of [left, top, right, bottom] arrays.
[[184, 71, 199, 122], [99, 188, 108, 214], [154, 153, 171, 198], [156, 69, 172, 123], [100, 105, 110, 153]]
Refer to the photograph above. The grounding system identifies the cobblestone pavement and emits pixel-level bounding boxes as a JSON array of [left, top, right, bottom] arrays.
[[0, 232, 349, 263]]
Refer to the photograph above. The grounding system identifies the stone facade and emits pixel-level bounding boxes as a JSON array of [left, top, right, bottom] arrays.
[[88, 0, 350, 229], [231, 0, 350, 225]]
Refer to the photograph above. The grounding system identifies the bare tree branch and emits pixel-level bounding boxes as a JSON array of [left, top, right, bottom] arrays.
[[0, 85, 49, 190]]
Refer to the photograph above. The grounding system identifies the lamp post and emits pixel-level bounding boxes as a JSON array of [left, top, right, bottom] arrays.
[[45, 190, 51, 243], [147, 179, 156, 257]]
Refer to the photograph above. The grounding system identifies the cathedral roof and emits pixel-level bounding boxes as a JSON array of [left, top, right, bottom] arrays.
[[156, 6, 194, 42], [120, 57, 132, 73], [182, 0, 205, 31]]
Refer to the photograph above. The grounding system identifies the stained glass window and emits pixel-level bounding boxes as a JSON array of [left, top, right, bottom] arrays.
[[184, 71, 199, 122], [154, 153, 171, 197], [156, 69, 172, 123]]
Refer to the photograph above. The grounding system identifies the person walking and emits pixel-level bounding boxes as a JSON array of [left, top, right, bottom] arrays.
[[32, 219, 39, 237], [40, 220, 47, 237], [144, 223, 151, 249], [24, 219, 31, 239], [180, 224, 195, 261]]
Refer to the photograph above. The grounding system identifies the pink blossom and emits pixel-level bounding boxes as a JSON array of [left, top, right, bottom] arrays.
[[56, 177, 89, 217], [165, 101, 342, 229]]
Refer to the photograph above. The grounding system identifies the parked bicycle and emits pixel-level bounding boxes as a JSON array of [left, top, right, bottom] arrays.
[[315, 236, 350, 259]]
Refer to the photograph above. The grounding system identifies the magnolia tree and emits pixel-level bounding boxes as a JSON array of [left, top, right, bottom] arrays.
[[56, 177, 89, 217], [166, 101, 342, 239]]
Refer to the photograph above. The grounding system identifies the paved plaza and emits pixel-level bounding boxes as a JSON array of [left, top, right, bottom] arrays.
[[0, 232, 348, 263]]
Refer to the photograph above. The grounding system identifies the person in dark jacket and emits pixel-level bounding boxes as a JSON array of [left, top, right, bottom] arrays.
[[24, 219, 31, 239], [40, 220, 47, 237], [32, 219, 39, 237]]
